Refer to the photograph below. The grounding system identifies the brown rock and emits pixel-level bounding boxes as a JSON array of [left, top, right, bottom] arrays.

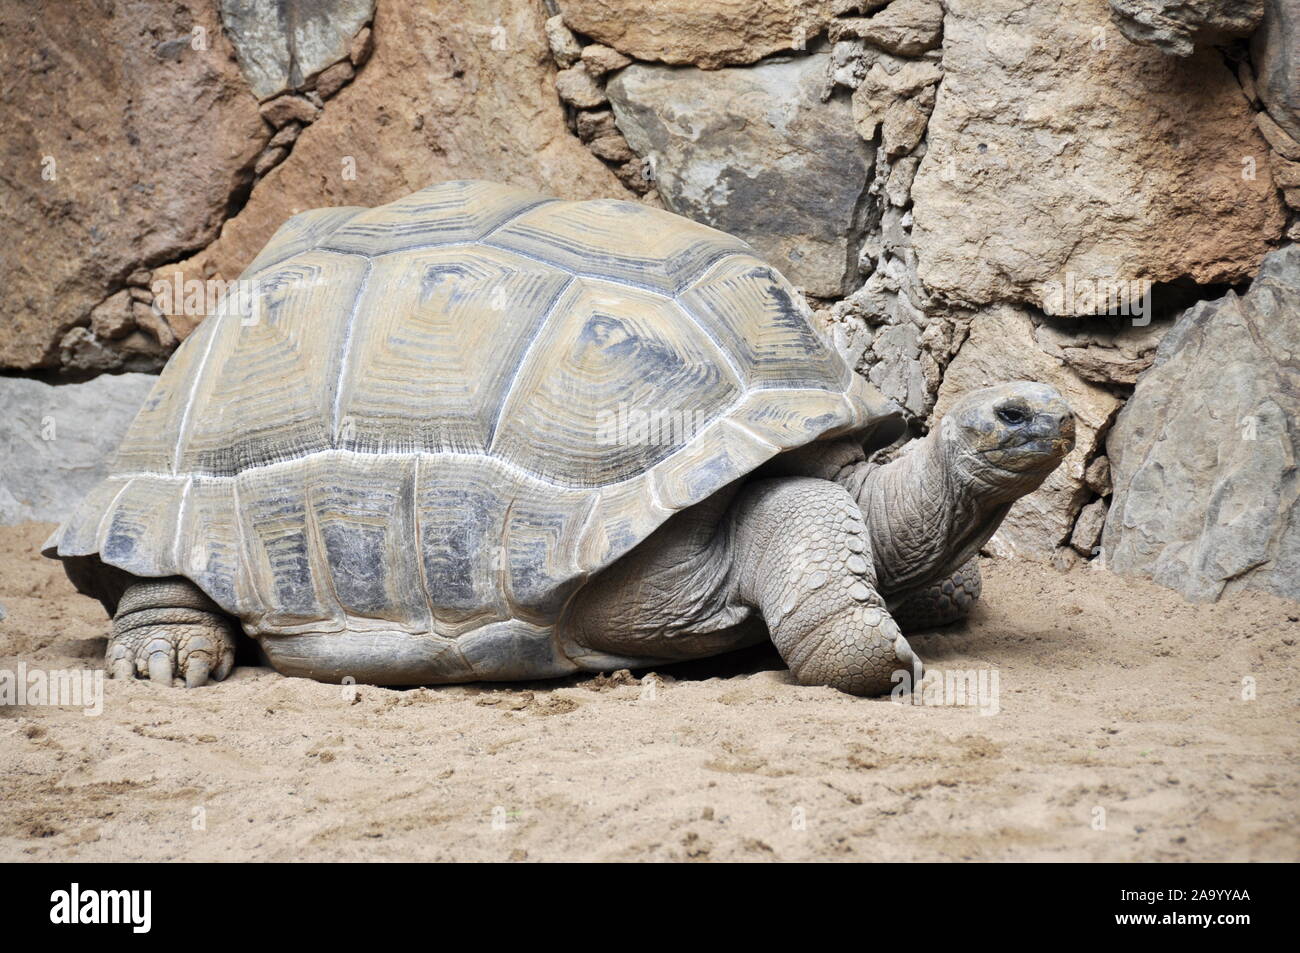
[[1256, 110, 1300, 160], [1070, 498, 1109, 555], [0, 0, 267, 370], [259, 95, 322, 128], [161, 0, 628, 301], [268, 123, 303, 149], [911, 0, 1286, 313], [559, 0, 835, 69], [316, 60, 356, 99], [88, 291, 136, 341], [829, 0, 944, 55], [254, 147, 289, 176], [588, 134, 635, 163], [581, 44, 633, 76], [132, 301, 177, 349], [350, 25, 373, 67], [545, 15, 583, 68], [1084, 455, 1112, 496], [555, 66, 608, 108], [576, 109, 619, 142]]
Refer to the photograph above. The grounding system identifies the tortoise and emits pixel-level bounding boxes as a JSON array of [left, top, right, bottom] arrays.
[[45, 180, 1075, 695]]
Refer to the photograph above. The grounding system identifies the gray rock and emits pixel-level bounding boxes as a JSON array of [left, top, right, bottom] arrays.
[[608, 52, 874, 298], [0, 373, 156, 525], [1070, 499, 1109, 556], [1108, 0, 1263, 57], [220, 0, 374, 100], [1252, 0, 1300, 142], [1103, 245, 1300, 601]]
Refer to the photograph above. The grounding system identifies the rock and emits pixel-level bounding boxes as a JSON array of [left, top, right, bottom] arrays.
[[268, 123, 303, 148], [350, 25, 373, 67], [1034, 318, 1167, 386], [1108, 0, 1263, 56], [0, 1, 267, 372], [255, 146, 289, 176], [219, 0, 374, 100], [132, 302, 177, 349], [259, 94, 321, 128], [558, 0, 834, 69], [1103, 244, 1300, 601], [316, 60, 356, 99], [555, 66, 608, 108], [608, 51, 874, 297], [852, 57, 943, 143], [1071, 499, 1109, 555], [58, 328, 121, 375], [1085, 455, 1113, 496], [934, 304, 1122, 559], [0, 374, 157, 525], [588, 134, 635, 163], [576, 109, 619, 141], [155, 0, 629, 314], [581, 44, 633, 75], [88, 291, 136, 341], [1252, 0, 1300, 142], [545, 15, 583, 68], [910, 0, 1285, 313], [829, 0, 944, 55], [1257, 111, 1300, 161]]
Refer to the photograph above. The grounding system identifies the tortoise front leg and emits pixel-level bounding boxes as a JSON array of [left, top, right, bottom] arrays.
[[889, 559, 982, 631], [729, 477, 923, 696], [108, 578, 239, 687]]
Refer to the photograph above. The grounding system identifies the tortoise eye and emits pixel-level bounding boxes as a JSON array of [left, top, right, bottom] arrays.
[[996, 405, 1027, 425]]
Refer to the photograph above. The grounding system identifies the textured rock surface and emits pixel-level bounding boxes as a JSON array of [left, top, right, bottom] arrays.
[[1108, 0, 1263, 56], [0, 374, 155, 525], [608, 52, 873, 297], [220, 0, 375, 99], [557, 0, 834, 69], [934, 306, 1121, 560], [1103, 245, 1300, 601], [0, 0, 268, 370], [911, 0, 1285, 312], [157, 0, 629, 331], [1252, 0, 1300, 141]]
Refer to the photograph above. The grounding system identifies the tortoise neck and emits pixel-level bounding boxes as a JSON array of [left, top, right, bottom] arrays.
[[848, 432, 1008, 598]]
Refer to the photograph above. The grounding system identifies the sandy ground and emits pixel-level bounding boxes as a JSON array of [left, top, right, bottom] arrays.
[[1, 520, 1297, 862]]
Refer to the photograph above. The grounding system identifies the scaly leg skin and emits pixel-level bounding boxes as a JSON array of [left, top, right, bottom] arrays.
[[730, 477, 922, 696], [108, 578, 238, 687], [889, 559, 982, 631]]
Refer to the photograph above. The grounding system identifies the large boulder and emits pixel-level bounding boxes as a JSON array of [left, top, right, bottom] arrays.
[[1107, 0, 1264, 56], [608, 52, 874, 298], [910, 0, 1285, 313], [0, 374, 156, 526], [0, 0, 268, 371], [934, 305, 1122, 559], [220, 0, 375, 99], [1252, 0, 1300, 142], [1103, 245, 1300, 601], [155, 0, 630, 336], [556, 0, 835, 69]]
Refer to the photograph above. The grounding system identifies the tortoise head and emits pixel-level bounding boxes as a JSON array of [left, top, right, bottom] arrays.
[[939, 382, 1075, 500]]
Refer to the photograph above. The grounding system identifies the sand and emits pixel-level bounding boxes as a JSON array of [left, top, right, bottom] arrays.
[[1, 519, 1297, 862]]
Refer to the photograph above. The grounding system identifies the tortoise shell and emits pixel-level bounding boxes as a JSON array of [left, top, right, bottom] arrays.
[[47, 181, 903, 678]]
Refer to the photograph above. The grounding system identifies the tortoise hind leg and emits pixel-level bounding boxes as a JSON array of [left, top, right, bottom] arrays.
[[889, 559, 982, 631], [108, 577, 239, 687]]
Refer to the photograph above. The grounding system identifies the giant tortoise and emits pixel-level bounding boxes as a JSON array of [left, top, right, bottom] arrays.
[[46, 180, 1074, 695]]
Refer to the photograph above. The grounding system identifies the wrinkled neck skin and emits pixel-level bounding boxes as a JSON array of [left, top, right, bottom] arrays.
[[851, 430, 1039, 600]]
